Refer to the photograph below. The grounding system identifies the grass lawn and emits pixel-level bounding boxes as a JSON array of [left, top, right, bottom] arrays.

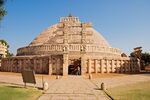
[[107, 81, 150, 100], [0, 84, 42, 100]]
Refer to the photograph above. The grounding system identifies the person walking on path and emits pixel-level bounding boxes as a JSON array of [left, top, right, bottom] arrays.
[[76, 65, 81, 75]]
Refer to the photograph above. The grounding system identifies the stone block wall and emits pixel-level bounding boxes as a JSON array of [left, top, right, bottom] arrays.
[[1, 55, 64, 75], [1, 55, 140, 75], [82, 57, 140, 74]]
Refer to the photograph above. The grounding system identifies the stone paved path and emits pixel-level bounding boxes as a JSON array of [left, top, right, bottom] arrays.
[[38, 76, 110, 100], [0, 72, 150, 100]]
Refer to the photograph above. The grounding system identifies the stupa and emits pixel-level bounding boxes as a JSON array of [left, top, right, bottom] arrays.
[[1, 15, 140, 75]]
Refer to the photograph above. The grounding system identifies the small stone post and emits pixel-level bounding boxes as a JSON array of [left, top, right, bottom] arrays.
[[89, 74, 92, 79], [56, 75, 59, 79], [101, 82, 106, 91], [43, 82, 49, 91]]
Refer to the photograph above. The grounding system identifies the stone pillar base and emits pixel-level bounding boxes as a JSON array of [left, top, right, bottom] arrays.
[[63, 53, 68, 76]]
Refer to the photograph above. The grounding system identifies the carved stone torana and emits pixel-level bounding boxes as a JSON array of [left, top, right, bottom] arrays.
[[80, 45, 86, 52], [1, 15, 140, 75]]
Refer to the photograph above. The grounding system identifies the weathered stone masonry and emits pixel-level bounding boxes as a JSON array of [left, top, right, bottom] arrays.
[[1, 56, 140, 75], [1, 15, 140, 75]]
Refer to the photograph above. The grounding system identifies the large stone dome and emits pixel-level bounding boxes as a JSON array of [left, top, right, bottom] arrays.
[[2, 15, 140, 76], [17, 15, 121, 57], [29, 23, 110, 47]]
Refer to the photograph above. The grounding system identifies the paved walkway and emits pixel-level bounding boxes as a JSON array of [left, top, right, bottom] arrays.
[[38, 76, 110, 100], [0, 72, 150, 100]]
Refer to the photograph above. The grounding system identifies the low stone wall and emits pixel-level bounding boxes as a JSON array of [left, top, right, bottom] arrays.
[[1, 56, 50, 74], [1, 55, 140, 75], [17, 44, 121, 57], [82, 57, 140, 74], [1, 55, 64, 75]]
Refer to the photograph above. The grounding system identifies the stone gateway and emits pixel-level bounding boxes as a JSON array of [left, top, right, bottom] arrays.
[[1, 15, 140, 75]]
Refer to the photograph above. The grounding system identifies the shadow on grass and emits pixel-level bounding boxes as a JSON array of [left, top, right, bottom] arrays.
[[0, 82, 43, 91], [37, 87, 43, 90], [93, 88, 114, 100], [93, 88, 101, 90], [6, 85, 24, 89]]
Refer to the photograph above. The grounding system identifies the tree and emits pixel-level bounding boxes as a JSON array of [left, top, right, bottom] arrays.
[[130, 52, 135, 57], [131, 51, 150, 69], [0, 39, 13, 58], [6, 50, 13, 57], [0, 39, 9, 47], [130, 47, 150, 70], [130, 47, 142, 59], [141, 52, 150, 66], [0, 0, 7, 21]]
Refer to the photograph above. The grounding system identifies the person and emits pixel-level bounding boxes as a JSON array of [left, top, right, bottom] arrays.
[[76, 65, 80, 75]]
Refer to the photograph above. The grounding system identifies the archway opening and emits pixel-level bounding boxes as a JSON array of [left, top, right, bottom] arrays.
[[68, 59, 81, 75]]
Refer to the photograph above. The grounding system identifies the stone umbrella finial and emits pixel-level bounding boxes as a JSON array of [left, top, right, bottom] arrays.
[[68, 13, 73, 17]]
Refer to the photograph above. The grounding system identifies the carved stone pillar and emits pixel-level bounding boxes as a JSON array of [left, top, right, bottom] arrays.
[[48, 56, 52, 75], [128, 60, 131, 72], [81, 23, 86, 44], [120, 60, 124, 73], [33, 59, 36, 73], [63, 53, 68, 76], [80, 23, 87, 75], [106, 60, 109, 73], [137, 59, 140, 72], [116, 60, 120, 73], [88, 59, 91, 74], [40, 58, 43, 73], [125, 60, 129, 73], [101, 59, 104, 73], [132, 61, 135, 72], [94, 59, 98, 73], [130, 60, 133, 72], [124, 61, 127, 73], [111, 60, 115, 72], [11, 59, 14, 72], [21, 59, 25, 71], [18, 60, 22, 72], [62, 23, 69, 76], [81, 53, 86, 75]]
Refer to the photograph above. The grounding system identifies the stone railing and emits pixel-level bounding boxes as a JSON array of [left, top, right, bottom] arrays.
[[83, 57, 140, 74], [17, 44, 121, 56], [1, 55, 140, 75], [85, 45, 121, 55]]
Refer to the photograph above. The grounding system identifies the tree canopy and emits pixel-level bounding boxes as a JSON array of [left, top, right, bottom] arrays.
[[0, 39, 13, 58], [141, 52, 150, 66], [0, 39, 9, 47], [0, 0, 6, 21], [130, 51, 150, 66]]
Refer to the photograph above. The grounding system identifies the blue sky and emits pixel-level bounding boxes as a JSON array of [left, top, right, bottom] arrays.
[[0, 0, 150, 55]]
